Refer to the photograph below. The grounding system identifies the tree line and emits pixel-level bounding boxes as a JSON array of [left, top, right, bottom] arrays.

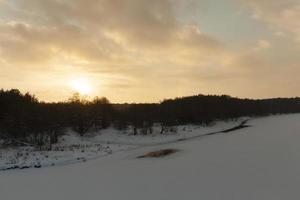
[[1, 89, 300, 148]]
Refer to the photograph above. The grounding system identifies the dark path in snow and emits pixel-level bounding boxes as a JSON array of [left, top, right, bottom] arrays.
[[169, 119, 250, 143]]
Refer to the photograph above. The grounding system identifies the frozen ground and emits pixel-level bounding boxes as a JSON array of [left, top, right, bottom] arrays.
[[0, 119, 243, 170], [1, 114, 300, 200]]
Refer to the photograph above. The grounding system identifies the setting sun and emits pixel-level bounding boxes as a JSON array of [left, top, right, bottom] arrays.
[[70, 79, 92, 95]]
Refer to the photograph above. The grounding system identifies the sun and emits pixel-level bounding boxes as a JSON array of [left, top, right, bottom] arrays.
[[70, 78, 92, 95]]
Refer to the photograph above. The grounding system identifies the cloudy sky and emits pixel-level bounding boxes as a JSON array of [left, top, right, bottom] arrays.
[[0, 0, 300, 102]]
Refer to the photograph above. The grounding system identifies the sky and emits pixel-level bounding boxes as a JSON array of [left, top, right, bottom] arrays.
[[0, 0, 300, 103]]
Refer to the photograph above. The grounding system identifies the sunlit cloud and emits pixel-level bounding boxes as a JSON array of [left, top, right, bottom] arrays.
[[240, 0, 300, 42], [0, 0, 299, 102], [255, 40, 271, 50]]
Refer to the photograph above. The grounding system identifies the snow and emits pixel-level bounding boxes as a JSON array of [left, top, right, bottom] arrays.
[[1, 114, 300, 200], [0, 119, 243, 170], [91, 119, 245, 145], [0, 143, 131, 170]]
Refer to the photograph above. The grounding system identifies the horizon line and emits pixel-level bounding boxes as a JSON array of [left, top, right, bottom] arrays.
[[2, 88, 300, 104]]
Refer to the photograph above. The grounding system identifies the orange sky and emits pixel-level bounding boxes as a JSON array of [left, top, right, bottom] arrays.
[[0, 0, 300, 103]]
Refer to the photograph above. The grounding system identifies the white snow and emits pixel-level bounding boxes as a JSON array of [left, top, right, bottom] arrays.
[[0, 119, 243, 170], [1, 114, 300, 200], [91, 119, 244, 145]]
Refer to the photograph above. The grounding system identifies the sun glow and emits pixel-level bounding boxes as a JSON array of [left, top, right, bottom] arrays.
[[70, 78, 93, 95]]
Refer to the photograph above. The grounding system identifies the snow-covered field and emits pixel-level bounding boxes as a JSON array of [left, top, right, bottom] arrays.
[[1, 114, 300, 200], [0, 119, 243, 170]]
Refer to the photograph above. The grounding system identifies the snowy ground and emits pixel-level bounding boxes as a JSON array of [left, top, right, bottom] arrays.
[[1, 114, 300, 200], [0, 119, 243, 170]]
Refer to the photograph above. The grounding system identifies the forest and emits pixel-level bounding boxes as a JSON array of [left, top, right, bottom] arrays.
[[1, 89, 300, 148]]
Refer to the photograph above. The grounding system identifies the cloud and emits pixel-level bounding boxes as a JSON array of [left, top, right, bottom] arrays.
[[1, 0, 300, 102], [255, 40, 271, 50], [240, 0, 300, 42], [0, 0, 225, 66], [0, 0, 232, 102]]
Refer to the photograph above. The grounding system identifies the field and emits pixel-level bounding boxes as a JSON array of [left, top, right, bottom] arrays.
[[1, 114, 300, 200]]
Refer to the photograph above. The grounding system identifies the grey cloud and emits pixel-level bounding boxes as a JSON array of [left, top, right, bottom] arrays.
[[240, 0, 300, 42]]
